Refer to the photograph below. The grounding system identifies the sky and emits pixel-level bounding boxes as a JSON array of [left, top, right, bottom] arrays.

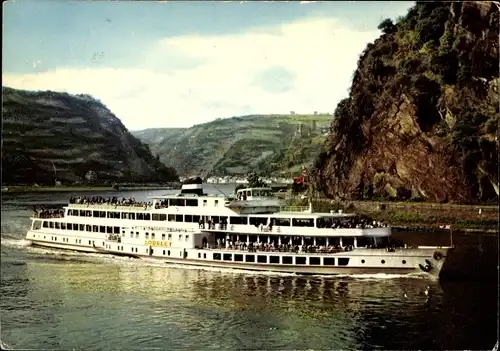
[[3, 0, 414, 131]]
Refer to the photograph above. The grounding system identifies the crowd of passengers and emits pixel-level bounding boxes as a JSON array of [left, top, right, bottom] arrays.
[[208, 239, 405, 253], [33, 208, 64, 218], [154, 200, 169, 209], [69, 196, 152, 209], [199, 218, 228, 230], [318, 217, 388, 229]]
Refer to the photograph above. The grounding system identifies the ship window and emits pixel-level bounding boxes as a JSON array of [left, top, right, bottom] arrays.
[[296, 257, 306, 265], [361, 259, 365, 264], [151, 233, 155, 239], [79, 210, 85, 216], [310, 257, 320, 265], [168, 234, 172, 240], [198, 253, 201, 258], [34, 221, 42, 230], [55, 222, 60, 229], [129, 213, 135, 220], [100, 211, 106, 218], [61, 223, 66, 230], [193, 215, 200, 223], [160, 214, 167, 221], [282, 256, 293, 264], [223, 253, 232, 261], [214, 200, 219, 207], [323, 257, 335, 265], [185, 215, 193, 222], [114, 227, 120, 234], [164, 250, 166, 255], [270, 256, 280, 264], [168, 215, 175, 222], [186, 199, 198, 207], [402, 260, 406, 264], [249, 217, 267, 226], [130, 232, 134, 238], [381, 260, 385, 264], [99, 225, 105, 233], [73, 224, 79, 231], [93, 210, 100, 217], [245, 255, 255, 262], [92, 225, 98, 232], [185, 235, 189, 241], [86, 225, 91, 231], [167, 250, 170, 256], [43, 221, 48, 228], [338, 258, 350, 266], [162, 234, 166, 240], [176, 215, 183, 222], [213, 253, 221, 260], [234, 254, 243, 262], [137, 213, 144, 220], [230, 216, 248, 225], [135, 233, 139, 239], [257, 255, 267, 263], [203, 200, 207, 207], [273, 218, 291, 226], [145, 233, 149, 239], [49, 222, 54, 228], [86, 211, 92, 217], [178, 234, 182, 240], [152, 214, 160, 221], [203, 253, 206, 259], [144, 213, 151, 221], [106, 226, 113, 234], [89, 240, 91, 245], [292, 218, 314, 227]]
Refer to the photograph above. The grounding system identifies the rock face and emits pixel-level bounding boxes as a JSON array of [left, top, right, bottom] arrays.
[[312, 2, 499, 203], [2, 87, 178, 185]]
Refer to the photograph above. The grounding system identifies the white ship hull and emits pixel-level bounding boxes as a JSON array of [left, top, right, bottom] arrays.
[[26, 231, 450, 278]]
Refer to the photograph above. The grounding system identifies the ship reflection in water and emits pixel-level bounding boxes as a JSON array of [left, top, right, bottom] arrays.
[[1, 251, 497, 350]]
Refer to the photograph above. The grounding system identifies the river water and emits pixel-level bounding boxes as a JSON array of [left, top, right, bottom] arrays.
[[1, 188, 498, 350]]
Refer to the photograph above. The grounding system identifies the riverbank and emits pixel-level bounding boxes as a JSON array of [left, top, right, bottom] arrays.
[[1, 185, 177, 194]]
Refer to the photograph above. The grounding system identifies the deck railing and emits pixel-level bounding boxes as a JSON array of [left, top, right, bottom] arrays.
[[279, 206, 310, 212], [68, 203, 152, 210]]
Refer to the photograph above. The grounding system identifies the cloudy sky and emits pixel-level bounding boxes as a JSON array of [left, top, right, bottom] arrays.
[[3, 0, 413, 131]]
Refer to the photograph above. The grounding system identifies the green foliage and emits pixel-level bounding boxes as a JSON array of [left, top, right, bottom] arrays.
[[247, 172, 267, 188], [378, 18, 397, 34]]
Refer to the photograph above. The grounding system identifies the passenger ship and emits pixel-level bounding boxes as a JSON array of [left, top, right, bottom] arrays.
[[25, 178, 452, 278]]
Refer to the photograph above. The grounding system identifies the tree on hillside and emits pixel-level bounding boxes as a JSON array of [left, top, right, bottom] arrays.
[[247, 172, 267, 188], [378, 18, 397, 34]]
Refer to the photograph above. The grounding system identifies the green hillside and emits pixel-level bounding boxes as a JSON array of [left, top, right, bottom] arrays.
[[132, 114, 333, 178]]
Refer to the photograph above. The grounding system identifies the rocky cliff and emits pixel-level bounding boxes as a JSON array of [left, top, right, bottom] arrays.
[[2, 87, 178, 185], [312, 2, 499, 203]]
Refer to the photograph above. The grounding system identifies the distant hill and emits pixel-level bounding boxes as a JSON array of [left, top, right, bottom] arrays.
[[2, 87, 179, 185], [132, 114, 333, 178], [312, 2, 499, 203]]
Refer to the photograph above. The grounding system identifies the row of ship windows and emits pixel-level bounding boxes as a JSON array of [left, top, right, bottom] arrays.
[[39, 221, 121, 234], [212, 253, 347, 266], [65, 211, 315, 228]]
